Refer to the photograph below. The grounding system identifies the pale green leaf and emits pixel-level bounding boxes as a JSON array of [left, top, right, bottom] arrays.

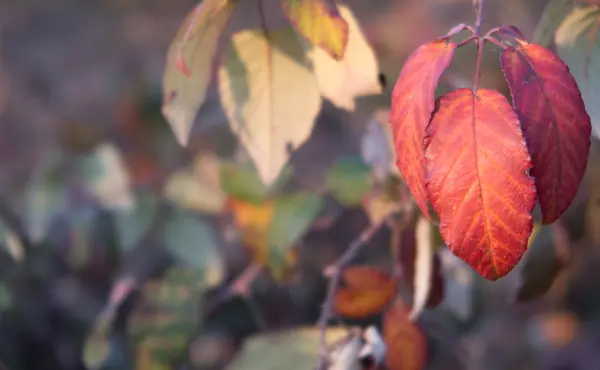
[[227, 327, 350, 370], [164, 153, 227, 214], [24, 152, 68, 243], [76, 142, 134, 211], [218, 27, 322, 186], [162, 0, 235, 146], [326, 157, 371, 206], [305, 5, 381, 111], [533, 0, 576, 46], [163, 210, 225, 287], [554, 5, 600, 139]]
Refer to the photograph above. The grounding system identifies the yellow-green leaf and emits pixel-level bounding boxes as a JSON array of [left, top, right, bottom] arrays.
[[162, 0, 234, 146], [281, 0, 349, 60], [218, 27, 321, 186], [533, 0, 575, 46], [554, 5, 600, 139], [305, 5, 381, 110], [227, 327, 350, 369], [326, 157, 372, 206], [268, 192, 323, 278]]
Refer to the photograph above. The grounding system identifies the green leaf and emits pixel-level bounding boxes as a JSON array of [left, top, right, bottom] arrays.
[[24, 152, 68, 243], [533, 0, 575, 47], [129, 267, 206, 369], [554, 5, 600, 139], [218, 27, 322, 186], [326, 157, 371, 206], [268, 192, 323, 277], [304, 5, 381, 110], [162, 0, 235, 146], [228, 327, 350, 369], [163, 210, 224, 287], [280, 0, 349, 60], [76, 142, 134, 211], [219, 160, 292, 203], [114, 190, 159, 252]]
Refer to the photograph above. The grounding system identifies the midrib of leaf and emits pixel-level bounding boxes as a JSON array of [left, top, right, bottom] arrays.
[[471, 92, 494, 272]]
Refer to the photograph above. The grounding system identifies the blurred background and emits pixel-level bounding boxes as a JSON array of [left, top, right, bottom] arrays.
[[1, 0, 600, 369]]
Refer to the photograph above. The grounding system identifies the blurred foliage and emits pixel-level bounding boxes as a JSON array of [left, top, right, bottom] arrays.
[[0, 0, 600, 370]]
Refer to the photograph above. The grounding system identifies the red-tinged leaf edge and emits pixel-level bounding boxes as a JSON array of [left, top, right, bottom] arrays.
[[425, 88, 536, 280], [500, 42, 591, 224], [389, 39, 456, 221], [280, 0, 349, 61]]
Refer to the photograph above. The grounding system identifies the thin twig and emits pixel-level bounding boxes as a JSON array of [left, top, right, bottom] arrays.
[[472, 0, 486, 91], [315, 215, 391, 370]]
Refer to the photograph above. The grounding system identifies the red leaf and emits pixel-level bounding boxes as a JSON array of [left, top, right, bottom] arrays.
[[383, 300, 427, 370], [500, 43, 591, 224], [390, 40, 456, 220], [425, 88, 536, 280], [334, 266, 397, 319]]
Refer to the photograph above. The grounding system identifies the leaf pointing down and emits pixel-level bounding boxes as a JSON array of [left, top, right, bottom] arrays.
[[306, 5, 382, 111], [425, 89, 536, 280], [280, 0, 349, 60], [554, 6, 600, 139], [162, 0, 234, 146], [408, 215, 434, 320], [219, 27, 321, 186], [501, 42, 591, 224], [389, 40, 456, 220]]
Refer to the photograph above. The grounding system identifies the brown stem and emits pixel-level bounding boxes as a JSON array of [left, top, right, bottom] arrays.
[[472, 0, 486, 91]]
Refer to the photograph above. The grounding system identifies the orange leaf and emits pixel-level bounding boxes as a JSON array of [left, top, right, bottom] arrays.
[[390, 40, 456, 220], [281, 0, 349, 60], [334, 266, 397, 319], [425, 88, 536, 280], [500, 43, 591, 224], [383, 301, 427, 370]]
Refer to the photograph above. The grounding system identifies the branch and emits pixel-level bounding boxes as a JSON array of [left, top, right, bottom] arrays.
[[315, 214, 391, 370]]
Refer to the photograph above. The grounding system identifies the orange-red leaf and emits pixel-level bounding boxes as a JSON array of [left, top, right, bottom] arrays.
[[280, 0, 349, 60], [383, 300, 427, 370], [500, 43, 591, 224], [425, 88, 536, 280], [390, 40, 456, 220], [334, 266, 397, 319]]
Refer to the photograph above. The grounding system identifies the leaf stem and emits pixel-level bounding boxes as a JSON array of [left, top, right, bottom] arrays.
[[472, 0, 486, 91]]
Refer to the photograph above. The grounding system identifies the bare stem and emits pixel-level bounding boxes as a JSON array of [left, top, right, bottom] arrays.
[[315, 217, 388, 370], [472, 0, 486, 91]]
